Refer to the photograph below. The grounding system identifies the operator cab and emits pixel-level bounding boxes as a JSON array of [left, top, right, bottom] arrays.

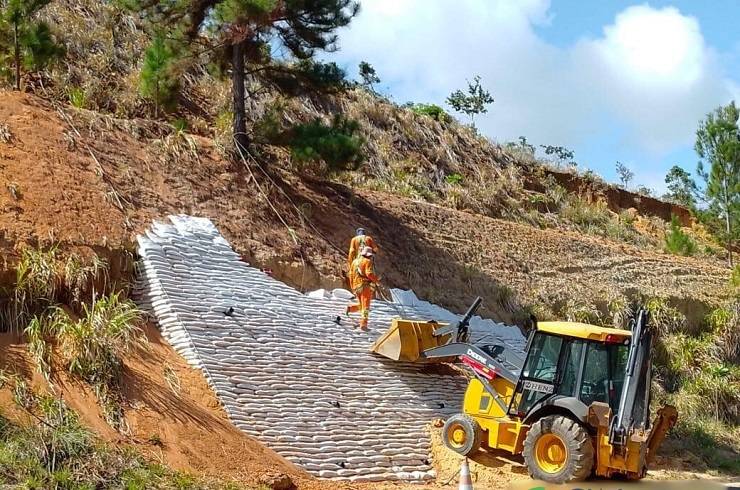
[[509, 322, 631, 421]]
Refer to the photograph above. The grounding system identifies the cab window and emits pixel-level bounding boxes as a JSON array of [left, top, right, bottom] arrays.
[[557, 340, 584, 397], [523, 333, 562, 381], [515, 333, 563, 414], [580, 342, 629, 411]]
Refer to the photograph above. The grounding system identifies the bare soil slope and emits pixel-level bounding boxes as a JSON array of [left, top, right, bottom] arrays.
[[0, 325, 333, 489], [0, 92, 726, 321]]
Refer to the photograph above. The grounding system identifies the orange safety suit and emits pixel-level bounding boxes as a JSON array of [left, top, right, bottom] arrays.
[[347, 256, 380, 328], [347, 234, 377, 273]]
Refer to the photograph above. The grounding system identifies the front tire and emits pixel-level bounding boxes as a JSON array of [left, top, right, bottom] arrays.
[[442, 414, 482, 456], [523, 415, 594, 483]]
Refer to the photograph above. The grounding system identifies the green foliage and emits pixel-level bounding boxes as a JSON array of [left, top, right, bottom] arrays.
[[22, 293, 143, 429], [732, 265, 740, 290], [668, 417, 740, 473], [664, 214, 697, 256], [67, 87, 87, 109], [410, 103, 450, 123], [695, 101, 740, 265], [540, 144, 576, 168], [140, 34, 181, 115], [295, 59, 347, 91], [445, 173, 463, 185], [289, 116, 364, 172], [615, 161, 634, 188], [645, 297, 686, 334], [128, 0, 360, 146], [560, 195, 610, 229], [0, 378, 236, 488], [446, 75, 494, 127], [56, 292, 143, 427], [663, 165, 699, 209], [171, 117, 188, 133], [559, 297, 601, 325], [358, 60, 379, 91], [0, 0, 63, 89], [5, 246, 112, 332]]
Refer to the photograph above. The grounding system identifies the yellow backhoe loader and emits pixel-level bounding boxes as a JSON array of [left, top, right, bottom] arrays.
[[370, 297, 678, 484]]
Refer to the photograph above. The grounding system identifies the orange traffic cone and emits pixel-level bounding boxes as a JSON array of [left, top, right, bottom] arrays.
[[458, 458, 473, 490]]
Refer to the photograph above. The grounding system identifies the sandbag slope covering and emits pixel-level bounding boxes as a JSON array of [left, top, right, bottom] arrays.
[[135, 215, 472, 482]]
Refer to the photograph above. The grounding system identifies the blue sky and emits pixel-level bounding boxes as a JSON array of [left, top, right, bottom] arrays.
[[326, 1, 740, 194]]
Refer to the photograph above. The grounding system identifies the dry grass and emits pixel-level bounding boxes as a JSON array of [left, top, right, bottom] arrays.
[[0, 122, 12, 143]]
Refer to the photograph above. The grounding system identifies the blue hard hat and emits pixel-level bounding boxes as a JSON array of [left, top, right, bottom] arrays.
[[356, 228, 366, 236]]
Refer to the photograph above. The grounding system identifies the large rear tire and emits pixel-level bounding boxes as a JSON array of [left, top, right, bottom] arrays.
[[523, 415, 594, 484], [442, 414, 482, 456]]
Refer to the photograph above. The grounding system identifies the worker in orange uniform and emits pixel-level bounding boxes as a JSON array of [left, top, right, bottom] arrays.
[[347, 228, 377, 274], [346, 246, 380, 330]]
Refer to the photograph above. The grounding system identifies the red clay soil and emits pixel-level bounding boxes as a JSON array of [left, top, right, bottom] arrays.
[[0, 91, 730, 322], [0, 325, 349, 490]]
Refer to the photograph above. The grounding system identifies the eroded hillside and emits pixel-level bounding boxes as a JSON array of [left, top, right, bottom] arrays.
[[0, 92, 731, 322], [0, 90, 737, 486]]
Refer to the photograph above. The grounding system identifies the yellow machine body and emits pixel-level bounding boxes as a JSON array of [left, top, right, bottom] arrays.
[[588, 401, 678, 479], [373, 303, 677, 483], [369, 319, 452, 362], [537, 321, 633, 342], [462, 378, 527, 454], [460, 376, 677, 480]]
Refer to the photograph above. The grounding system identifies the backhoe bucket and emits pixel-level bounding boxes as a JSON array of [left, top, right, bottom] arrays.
[[370, 319, 452, 362]]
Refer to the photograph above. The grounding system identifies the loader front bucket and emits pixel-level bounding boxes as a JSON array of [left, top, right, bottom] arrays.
[[370, 319, 453, 362]]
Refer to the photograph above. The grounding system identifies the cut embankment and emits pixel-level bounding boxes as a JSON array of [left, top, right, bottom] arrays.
[[134, 215, 525, 483]]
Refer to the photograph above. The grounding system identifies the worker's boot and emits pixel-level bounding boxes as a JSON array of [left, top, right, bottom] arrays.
[[359, 320, 368, 331]]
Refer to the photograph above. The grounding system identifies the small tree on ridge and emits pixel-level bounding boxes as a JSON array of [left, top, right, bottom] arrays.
[[446, 75, 493, 128]]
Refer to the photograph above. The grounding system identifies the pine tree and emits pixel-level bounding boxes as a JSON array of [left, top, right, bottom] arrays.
[[358, 61, 379, 92], [664, 214, 697, 256], [446, 75, 494, 128], [696, 101, 740, 266], [0, 0, 63, 90], [140, 35, 180, 117], [126, 0, 360, 151]]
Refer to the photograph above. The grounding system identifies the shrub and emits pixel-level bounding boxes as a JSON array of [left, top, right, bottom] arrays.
[[410, 103, 450, 122], [707, 303, 740, 363], [57, 293, 143, 426], [289, 116, 365, 172], [732, 265, 740, 291], [171, 118, 188, 133], [67, 87, 87, 109], [22, 291, 143, 428], [645, 297, 686, 333], [560, 195, 611, 230], [0, 377, 230, 488], [444, 173, 463, 185], [664, 214, 696, 256]]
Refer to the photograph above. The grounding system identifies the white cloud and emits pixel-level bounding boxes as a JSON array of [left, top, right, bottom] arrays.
[[328, 1, 739, 168]]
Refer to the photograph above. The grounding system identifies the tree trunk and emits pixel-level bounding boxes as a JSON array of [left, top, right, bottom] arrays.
[[154, 79, 159, 118], [726, 208, 733, 267], [13, 23, 20, 91], [232, 40, 248, 152]]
